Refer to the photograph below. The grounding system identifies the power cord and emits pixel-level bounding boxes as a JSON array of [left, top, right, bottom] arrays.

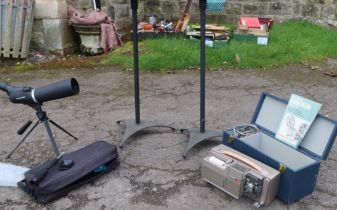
[[232, 124, 260, 138]]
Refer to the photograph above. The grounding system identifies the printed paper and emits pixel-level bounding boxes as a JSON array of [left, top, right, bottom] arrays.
[[275, 94, 321, 148]]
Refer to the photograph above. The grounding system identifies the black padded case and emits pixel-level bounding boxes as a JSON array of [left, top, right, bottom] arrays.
[[17, 140, 119, 203]]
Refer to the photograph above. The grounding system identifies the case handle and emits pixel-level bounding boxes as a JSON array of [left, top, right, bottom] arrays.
[[222, 151, 271, 177], [222, 150, 263, 172]]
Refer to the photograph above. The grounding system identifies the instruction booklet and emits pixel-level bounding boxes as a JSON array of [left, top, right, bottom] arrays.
[[275, 94, 322, 148]]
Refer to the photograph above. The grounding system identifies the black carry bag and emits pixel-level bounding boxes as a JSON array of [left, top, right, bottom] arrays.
[[17, 140, 119, 203]]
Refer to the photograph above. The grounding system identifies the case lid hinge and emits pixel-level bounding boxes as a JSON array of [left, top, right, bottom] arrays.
[[279, 163, 286, 173], [228, 136, 235, 144]]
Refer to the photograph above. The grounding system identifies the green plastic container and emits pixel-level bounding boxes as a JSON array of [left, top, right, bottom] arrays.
[[234, 32, 269, 45], [189, 37, 229, 48], [234, 32, 258, 42]]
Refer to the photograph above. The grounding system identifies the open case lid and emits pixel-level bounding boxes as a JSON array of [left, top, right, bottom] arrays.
[[251, 92, 337, 160]]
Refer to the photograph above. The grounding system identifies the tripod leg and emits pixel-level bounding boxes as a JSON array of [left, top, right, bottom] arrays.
[[43, 120, 60, 156], [48, 119, 78, 140], [7, 121, 40, 159]]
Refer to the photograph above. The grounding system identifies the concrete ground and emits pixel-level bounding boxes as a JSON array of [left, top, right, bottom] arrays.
[[0, 61, 337, 210]]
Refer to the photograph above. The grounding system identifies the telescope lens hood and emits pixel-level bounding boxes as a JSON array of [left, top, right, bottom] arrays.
[[34, 78, 80, 104]]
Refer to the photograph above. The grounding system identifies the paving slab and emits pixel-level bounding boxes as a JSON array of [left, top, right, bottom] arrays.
[[0, 63, 336, 209]]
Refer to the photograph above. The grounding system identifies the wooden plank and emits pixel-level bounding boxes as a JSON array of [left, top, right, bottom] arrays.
[[180, 13, 190, 32], [3, 0, 13, 57], [187, 31, 227, 39], [10, 0, 16, 55], [0, 0, 3, 56], [247, 28, 269, 37], [12, 0, 23, 58], [192, 24, 230, 32], [187, 31, 215, 40], [20, 0, 34, 58]]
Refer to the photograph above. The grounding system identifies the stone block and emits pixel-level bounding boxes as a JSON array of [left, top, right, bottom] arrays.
[[144, 0, 161, 15], [269, 2, 293, 15], [302, 4, 320, 17], [34, 0, 68, 19], [320, 5, 336, 19], [161, 1, 180, 19], [42, 19, 76, 51], [317, 0, 334, 4], [293, 3, 302, 16], [70, 0, 92, 9], [117, 17, 131, 28], [190, 1, 200, 21], [30, 19, 45, 50], [114, 4, 130, 19], [243, 3, 269, 16], [225, 2, 243, 15]]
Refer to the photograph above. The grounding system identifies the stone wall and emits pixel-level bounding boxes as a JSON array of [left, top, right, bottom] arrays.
[[30, 0, 337, 53], [71, 0, 197, 28], [72, 0, 337, 27], [219, 0, 337, 23]]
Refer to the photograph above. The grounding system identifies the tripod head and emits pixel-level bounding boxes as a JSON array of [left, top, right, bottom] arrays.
[[0, 78, 79, 107]]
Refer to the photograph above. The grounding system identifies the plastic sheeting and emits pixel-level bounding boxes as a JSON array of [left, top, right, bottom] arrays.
[[0, 163, 29, 187]]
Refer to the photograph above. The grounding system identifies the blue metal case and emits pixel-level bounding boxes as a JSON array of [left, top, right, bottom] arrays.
[[223, 92, 337, 204]]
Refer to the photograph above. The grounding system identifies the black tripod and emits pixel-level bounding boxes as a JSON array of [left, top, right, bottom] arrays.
[[181, 0, 223, 158], [117, 0, 175, 147], [7, 105, 78, 158]]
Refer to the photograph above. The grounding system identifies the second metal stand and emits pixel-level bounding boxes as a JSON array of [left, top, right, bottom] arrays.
[[117, 120, 175, 147], [7, 105, 78, 158], [117, 0, 175, 148], [182, 128, 222, 157], [182, 0, 223, 158]]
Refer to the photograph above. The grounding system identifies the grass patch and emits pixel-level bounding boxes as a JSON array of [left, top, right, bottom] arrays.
[[104, 21, 337, 71]]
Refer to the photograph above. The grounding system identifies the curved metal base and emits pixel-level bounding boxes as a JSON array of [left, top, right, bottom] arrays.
[[117, 120, 176, 147], [181, 128, 223, 158]]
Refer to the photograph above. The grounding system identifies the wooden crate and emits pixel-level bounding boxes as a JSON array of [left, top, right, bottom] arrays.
[[1, 0, 35, 58]]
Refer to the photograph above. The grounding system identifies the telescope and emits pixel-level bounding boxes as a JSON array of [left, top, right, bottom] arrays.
[[0, 78, 79, 106], [0, 78, 80, 158]]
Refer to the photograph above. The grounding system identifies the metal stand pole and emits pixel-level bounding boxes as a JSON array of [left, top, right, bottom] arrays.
[[181, 0, 222, 158], [117, 0, 175, 148], [133, 0, 140, 124], [200, 0, 206, 133]]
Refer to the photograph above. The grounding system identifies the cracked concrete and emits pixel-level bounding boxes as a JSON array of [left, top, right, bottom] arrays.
[[0, 60, 337, 209]]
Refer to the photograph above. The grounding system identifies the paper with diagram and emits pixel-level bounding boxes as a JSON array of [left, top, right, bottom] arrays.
[[275, 94, 322, 148]]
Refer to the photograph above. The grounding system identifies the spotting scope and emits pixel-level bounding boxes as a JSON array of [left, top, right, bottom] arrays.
[[0, 78, 79, 106]]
